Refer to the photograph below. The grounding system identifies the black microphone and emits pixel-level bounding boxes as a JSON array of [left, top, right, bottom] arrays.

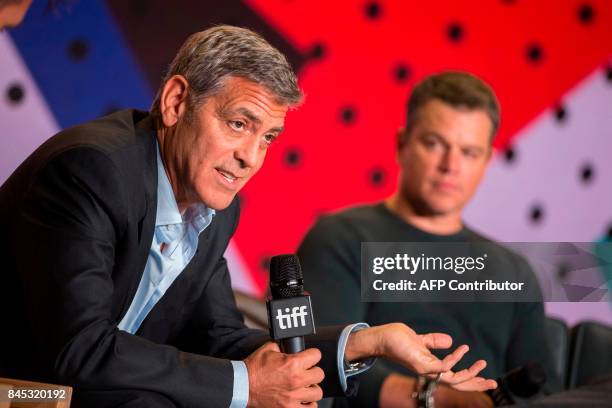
[[487, 362, 546, 406], [266, 254, 316, 354]]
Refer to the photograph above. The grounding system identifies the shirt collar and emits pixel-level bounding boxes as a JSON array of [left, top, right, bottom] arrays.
[[155, 141, 215, 227]]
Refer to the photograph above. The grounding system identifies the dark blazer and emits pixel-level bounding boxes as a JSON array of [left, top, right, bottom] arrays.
[[0, 110, 349, 407]]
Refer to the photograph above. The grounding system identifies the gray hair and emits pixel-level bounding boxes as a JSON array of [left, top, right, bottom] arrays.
[[150, 25, 302, 122]]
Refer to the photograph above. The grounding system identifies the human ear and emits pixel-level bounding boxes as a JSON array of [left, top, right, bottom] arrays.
[[159, 75, 190, 127]]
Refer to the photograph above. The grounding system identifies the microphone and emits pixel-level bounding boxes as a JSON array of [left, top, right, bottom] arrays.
[[487, 362, 546, 406], [267, 254, 316, 354]]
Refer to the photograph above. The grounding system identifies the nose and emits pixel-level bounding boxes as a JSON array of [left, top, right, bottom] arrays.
[[235, 135, 261, 170], [439, 147, 461, 174]]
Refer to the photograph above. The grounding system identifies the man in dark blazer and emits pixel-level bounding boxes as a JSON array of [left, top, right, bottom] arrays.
[[0, 27, 495, 407]]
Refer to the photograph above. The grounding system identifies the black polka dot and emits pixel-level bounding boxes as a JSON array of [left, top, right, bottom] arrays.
[[340, 106, 357, 125], [364, 2, 381, 20], [308, 43, 326, 60], [529, 204, 544, 224], [606, 224, 612, 239], [68, 38, 89, 61], [556, 263, 571, 281], [6, 83, 25, 105], [605, 65, 612, 82], [368, 167, 386, 187], [526, 43, 543, 63], [393, 63, 411, 83], [578, 3, 595, 24], [504, 147, 516, 163], [447, 22, 464, 43], [284, 148, 302, 167], [554, 105, 567, 123], [580, 163, 594, 184], [260, 256, 271, 271]]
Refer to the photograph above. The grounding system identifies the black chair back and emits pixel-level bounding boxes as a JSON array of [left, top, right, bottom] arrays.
[[568, 321, 612, 388], [545, 317, 570, 391]]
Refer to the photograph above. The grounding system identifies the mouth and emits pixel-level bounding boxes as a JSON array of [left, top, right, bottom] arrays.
[[433, 181, 458, 192], [216, 168, 239, 186]]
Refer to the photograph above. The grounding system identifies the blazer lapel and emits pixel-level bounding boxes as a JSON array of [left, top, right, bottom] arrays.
[[116, 113, 159, 320]]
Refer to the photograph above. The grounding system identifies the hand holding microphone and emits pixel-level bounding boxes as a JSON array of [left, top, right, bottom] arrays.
[[244, 341, 323, 408], [245, 255, 322, 407]]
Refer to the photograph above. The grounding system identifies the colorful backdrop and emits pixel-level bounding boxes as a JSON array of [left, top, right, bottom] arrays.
[[1, 0, 611, 324]]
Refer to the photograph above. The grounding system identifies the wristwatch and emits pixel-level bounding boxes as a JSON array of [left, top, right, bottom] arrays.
[[411, 374, 441, 408], [344, 360, 368, 374]]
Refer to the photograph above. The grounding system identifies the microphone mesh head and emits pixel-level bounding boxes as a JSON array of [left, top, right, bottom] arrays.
[[270, 254, 303, 284], [269, 254, 304, 299], [276, 286, 303, 298]]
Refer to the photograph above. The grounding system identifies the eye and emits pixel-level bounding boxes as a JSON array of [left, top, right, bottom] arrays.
[[229, 120, 246, 131], [422, 138, 439, 149], [263, 134, 276, 145], [463, 149, 481, 159]]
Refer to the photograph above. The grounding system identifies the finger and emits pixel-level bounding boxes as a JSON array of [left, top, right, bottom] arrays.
[[452, 377, 498, 392], [294, 384, 323, 404], [440, 345, 469, 371], [413, 351, 448, 375], [302, 366, 325, 386], [443, 360, 487, 384], [419, 332, 453, 349], [293, 348, 322, 369], [481, 379, 498, 391], [449, 377, 484, 391]]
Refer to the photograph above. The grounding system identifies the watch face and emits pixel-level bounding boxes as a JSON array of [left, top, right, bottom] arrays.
[[344, 361, 365, 373], [414, 377, 438, 408], [425, 380, 438, 408]]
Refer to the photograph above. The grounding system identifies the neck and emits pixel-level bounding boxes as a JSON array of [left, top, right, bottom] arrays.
[[384, 194, 464, 236]]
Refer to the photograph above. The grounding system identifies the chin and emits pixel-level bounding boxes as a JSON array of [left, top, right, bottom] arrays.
[[208, 197, 235, 211], [430, 202, 463, 216], [417, 196, 457, 215], [197, 191, 236, 211]]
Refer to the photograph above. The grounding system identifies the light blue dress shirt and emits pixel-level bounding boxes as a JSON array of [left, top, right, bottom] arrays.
[[117, 144, 215, 334], [118, 143, 373, 407]]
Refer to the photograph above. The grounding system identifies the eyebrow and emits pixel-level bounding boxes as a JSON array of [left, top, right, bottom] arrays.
[[235, 107, 261, 125], [224, 107, 284, 134], [420, 132, 486, 152], [420, 132, 448, 146], [463, 146, 486, 155]]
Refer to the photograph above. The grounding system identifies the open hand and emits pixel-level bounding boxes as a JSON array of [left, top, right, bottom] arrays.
[[346, 323, 497, 392]]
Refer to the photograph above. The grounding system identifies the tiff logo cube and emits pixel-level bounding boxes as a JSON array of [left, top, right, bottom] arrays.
[[276, 305, 309, 329], [267, 295, 316, 340]]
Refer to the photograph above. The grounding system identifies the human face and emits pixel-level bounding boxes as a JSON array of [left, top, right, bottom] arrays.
[[161, 76, 288, 210], [397, 98, 492, 217], [0, 0, 32, 30]]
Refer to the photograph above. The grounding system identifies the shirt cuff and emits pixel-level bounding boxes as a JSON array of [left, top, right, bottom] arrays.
[[229, 360, 249, 408], [337, 322, 377, 392]]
